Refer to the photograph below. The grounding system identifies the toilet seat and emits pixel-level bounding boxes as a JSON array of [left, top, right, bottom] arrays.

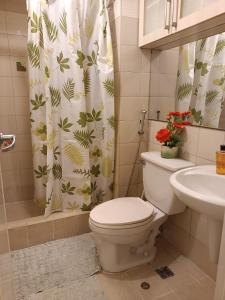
[[89, 197, 156, 230]]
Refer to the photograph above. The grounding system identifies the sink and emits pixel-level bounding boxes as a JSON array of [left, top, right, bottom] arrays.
[[170, 165, 224, 263], [170, 165, 225, 220]]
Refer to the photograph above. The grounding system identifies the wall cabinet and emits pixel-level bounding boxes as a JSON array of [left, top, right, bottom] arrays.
[[139, 0, 225, 49]]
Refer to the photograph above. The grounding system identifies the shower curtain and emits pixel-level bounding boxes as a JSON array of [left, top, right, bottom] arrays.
[[176, 33, 225, 128], [27, 0, 114, 216]]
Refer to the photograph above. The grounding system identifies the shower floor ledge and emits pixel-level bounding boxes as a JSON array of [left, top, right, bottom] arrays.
[[7, 209, 89, 229]]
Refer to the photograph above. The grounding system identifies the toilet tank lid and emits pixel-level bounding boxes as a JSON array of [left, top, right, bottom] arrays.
[[141, 151, 195, 172]]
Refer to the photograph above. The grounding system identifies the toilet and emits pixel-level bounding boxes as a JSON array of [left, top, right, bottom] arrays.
[[89, 151, 194, 272]]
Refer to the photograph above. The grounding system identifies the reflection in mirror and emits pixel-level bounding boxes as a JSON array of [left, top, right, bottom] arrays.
[[149, 32, 225, 130]]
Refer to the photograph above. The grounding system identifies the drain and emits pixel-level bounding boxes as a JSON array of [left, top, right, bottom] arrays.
[[155, 266, 174, 279], [141, 282, 150, 290]]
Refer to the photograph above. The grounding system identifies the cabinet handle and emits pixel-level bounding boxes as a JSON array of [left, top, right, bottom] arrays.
[[164, 0, 171, 30], [172, 0, 178, 27]]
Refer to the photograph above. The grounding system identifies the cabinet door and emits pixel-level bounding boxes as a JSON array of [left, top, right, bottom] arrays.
[[174, 0, 225, 35], [139, 0, 171, 47]]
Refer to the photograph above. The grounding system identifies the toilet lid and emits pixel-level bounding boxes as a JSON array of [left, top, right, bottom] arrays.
[[90, 197, 155, 226]]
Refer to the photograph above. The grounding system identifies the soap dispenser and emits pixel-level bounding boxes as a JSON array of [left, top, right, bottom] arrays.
[[216, 145, 225, 175]]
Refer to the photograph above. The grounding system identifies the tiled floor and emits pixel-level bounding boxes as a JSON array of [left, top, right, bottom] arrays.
[[8, 233, 215, 300], [97, 239, 215, 300]]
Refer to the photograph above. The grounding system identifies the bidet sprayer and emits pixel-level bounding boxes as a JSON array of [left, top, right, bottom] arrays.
[[138, 110, 147, 135]]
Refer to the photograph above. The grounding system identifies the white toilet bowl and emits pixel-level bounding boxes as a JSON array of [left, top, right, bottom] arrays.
[[89, 152, 194, 273], [89, 197, 167, 272]]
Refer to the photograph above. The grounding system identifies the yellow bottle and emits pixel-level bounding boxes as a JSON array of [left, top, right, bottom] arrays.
[[216, 145, 225, 175]]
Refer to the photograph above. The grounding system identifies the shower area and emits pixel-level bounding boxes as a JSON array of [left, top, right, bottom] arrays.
[[0, 0, 114, 253]]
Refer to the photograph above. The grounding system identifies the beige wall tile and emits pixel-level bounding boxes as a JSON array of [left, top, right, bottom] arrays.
[[170, 208, 192, 233], [195, 156, 215, 165], [119, 120, 140, 143], [119, 97, 148, 121], [149, 96, 175, 120], [120, 72, 150, 97], [119, 143, 139, 165], [8, 226, 28, 250], [120, 72, 141, 97], [180, 126, 200, 158], [118, 184, 139, 197], [0, 205, 6, 225], [5, 0, 27, 14], [5, 12, 27, 36], [0, 11, 6, 34], [0, 230, 9, 254], [120, 46, 143, 72], [0, 77, 13, 96], [191, 211, 208, 247], [8, 35, 27, 56], [149, 120, 164, 146], [53, 216, 80, 240], [14, 97, 30, 115], [0, 34, 9, 55], [159, 74, 177, 97], [141, 49, 151, 73], [18, 151, 33, 170], [78, 212, 90, 234], [16, 115, 31, 134], [140, 73, 150, 97], [159, 49, 179, 75], [150, 50, 160, 74], [6, 200, 41, 221], [150, 73, 160, 96], [163, 222, 217, 279], [28, 221, 54, 247], [119, 164, 139, 186], [12, 77, 28, 97], [121, 0, 139, 18], [0, 115, 17, 133], [16, 134, 32, 152], [120, 17, 138, 46], [2, 169, 21, 190], [0, 56, 11, 76], [0, 152, 19, 171], [0, 97, 14, 116], [197, 128, 225, 161]]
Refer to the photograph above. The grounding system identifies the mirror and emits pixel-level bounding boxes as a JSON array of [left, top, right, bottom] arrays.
[[149, 32, 225, 130]]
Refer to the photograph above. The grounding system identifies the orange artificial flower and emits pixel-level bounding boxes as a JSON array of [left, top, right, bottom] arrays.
[[173, 122, 184, 129], [168, 112, 182, 117], [155, 128, 171, 143], [182, 121, 192, 125], [181, 111, 191, 117]]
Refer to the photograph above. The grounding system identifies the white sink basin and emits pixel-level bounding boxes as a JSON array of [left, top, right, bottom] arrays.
[[170, 165, 224, 263], [170, 165, 225, 221]]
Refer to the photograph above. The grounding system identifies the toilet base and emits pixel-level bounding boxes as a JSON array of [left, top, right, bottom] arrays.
[[93, 220, 164, 272], [99, 243, 157, 273]]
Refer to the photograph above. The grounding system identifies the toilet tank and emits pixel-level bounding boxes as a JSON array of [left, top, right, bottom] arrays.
[[141, 151, 195, 215]]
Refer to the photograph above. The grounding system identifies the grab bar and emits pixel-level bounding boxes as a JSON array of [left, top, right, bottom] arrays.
[[0, 133, 16, 152]]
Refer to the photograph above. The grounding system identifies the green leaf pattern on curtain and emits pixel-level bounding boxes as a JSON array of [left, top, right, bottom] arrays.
[[27, 0, 114, 216], [176, 33, 225, 128]]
